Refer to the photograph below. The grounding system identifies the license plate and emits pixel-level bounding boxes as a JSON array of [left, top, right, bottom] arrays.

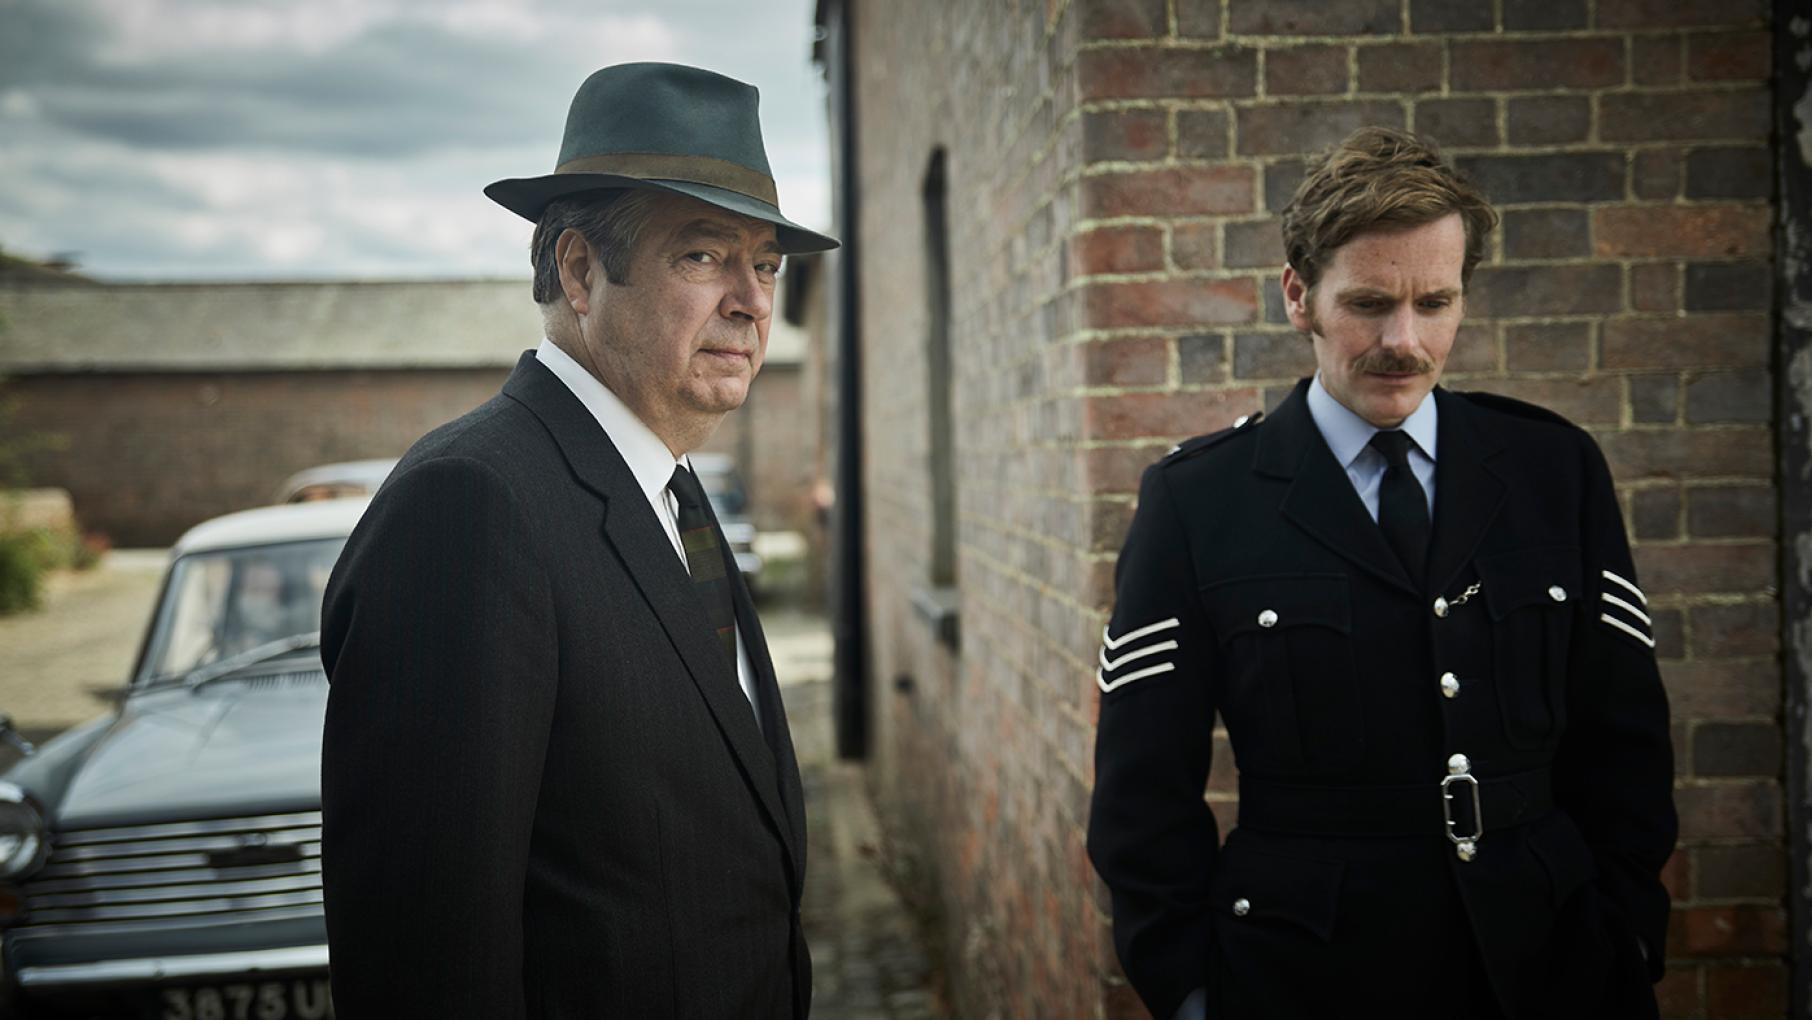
[[155, 978, 334, 1020]]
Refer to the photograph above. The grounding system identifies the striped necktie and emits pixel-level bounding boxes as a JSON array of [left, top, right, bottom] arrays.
[[667, 465, 739, 666]]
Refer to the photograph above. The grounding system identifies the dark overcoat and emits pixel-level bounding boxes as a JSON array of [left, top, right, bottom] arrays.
[[319, 353, 809, 1019], [1087, 380, 1676, 1019]]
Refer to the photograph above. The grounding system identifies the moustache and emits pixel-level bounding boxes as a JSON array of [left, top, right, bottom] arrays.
[[1355, 350, 1433, 375]]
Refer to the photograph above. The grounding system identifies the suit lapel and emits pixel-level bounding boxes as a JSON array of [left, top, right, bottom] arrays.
[[725, 551, 808, 873], [1258, 381, 1418, 595], [500, 354, 801, 878], [1425, 388, 1508, 597]]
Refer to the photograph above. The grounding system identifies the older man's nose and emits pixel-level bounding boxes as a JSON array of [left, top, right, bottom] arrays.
[[722, 264, 772, 322]]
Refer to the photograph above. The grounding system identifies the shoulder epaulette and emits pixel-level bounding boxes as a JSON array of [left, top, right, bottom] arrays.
[[1160, 410, 1264, 464], [1456, 390, 1579, 430]]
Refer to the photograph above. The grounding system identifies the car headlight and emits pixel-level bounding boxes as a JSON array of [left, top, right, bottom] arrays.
[[0, 783, 48, 881]]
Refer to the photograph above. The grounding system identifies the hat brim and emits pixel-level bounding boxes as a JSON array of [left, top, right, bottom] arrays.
[[484, 173, 839, 254]]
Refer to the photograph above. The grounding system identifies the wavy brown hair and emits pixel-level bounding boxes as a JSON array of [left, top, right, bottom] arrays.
[[1281, 127, 1498, 291]]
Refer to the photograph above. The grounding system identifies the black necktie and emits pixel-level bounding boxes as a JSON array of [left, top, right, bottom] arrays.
[[1369, 430, 1430, 584], [667, 465, 739, 667]]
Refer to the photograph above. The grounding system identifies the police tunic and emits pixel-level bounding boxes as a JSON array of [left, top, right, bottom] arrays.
[[1086, 380, 1676, 1019]]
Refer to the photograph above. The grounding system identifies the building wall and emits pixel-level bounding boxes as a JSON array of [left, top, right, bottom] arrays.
[[848, 1, 1780, 1017]]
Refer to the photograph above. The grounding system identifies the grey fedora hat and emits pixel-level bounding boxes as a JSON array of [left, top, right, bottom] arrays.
[[485, 62, 838, 254]]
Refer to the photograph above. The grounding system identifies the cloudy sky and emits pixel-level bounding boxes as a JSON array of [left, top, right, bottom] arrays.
[[0, 0, 831, 280]]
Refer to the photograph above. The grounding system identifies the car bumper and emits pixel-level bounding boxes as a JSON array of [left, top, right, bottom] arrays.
[[15, 944, 327, 990]]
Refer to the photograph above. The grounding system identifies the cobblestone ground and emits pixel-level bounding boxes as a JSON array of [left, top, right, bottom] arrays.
[[0, 566, 942, 1018]]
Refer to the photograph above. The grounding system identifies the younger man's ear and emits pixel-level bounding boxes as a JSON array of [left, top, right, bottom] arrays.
[[1280, 263, 1313, 334]]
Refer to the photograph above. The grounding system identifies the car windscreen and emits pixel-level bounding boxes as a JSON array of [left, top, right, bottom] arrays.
[[143, 538, 346, 682]]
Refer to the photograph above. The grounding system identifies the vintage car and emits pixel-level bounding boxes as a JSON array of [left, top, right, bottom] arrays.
[[688, 452, 763, 587], [271, 459, 396, 505], [0, 498, 367, 1019]]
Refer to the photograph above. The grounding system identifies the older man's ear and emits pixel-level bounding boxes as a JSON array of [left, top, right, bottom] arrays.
[[555, 228, 598, 315]]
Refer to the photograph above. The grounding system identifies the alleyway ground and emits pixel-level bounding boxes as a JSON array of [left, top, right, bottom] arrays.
[[0, 554, 940, 1020]]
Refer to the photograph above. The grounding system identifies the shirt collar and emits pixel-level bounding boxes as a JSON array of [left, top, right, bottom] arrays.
[[1306, 372, 1439, 468], [535, 338, 686, 503]]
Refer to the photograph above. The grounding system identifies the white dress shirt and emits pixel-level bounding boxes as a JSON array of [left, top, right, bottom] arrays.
[[535, 339, 762, 732], [1305, 372, 1439, 521]]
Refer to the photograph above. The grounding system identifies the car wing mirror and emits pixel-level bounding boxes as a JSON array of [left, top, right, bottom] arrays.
[[0, 714, 36, 758]]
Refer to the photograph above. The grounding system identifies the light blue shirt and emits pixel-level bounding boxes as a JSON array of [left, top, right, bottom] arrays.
[[1305, 373, 1438, 521]]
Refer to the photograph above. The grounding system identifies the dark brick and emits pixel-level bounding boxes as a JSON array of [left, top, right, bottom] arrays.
[[1631, 36, 1683, 86], [1415, 98, 1498, 149], [1176, 2, 1221, 37], [1266, 45, 1349, 96], [1452, 39, 1622, 91], [1602, 315, 1770, 369], [1467, 264, 1622, 318], [1071, 226, 1165, 275], [1236, 100, 1404, 156], [1685, 262, 1771, 312], [1082, 108, 1168, 161], [1507, 96, 1590, 145], [1264, 160, 1306, 213], [1631, 149, 1681, 201], [1707, 962, 1788, 1018], [1446, 323, 1498, 374], [1628, 375, 1679, 424], [1601, 427, 1773, 481], [1601, 88, 1770, 142], [1503, 209, 1590, 260], [1473, 376, 1621, 424], [1640, 543, 1774, 596], [1697, 844, 1786, 900], [1178, 334, 1228, 383], [1687, 31, 1772, 81], [1653, 969, 1700, 1018], [1503, 0, 1585, 29], [1694, 722, 1781, 777], [1176, 109, 1231, 158], [1457, 153, 1624, 205], [1171, 222, 1219, 270], [1077, 0, 1168, 39], [1631, 487, 1680, 540], [1685, 147, 1772, 200], [1687, 485, 1774, 539], [1082, 336, 1169, 386], [1690, 601, 1778, 657], [1594, 204, 1770, 258], [1685, 369, 1771, 424], [1230, 0, 1398, 35], [1409, 0, 1493, 33], [1233, 331, 1315, 379], [1662, 659, 1780, 718], [1672, 782, 1780, 842], [1080, 277, 1259, 328], [1224, 219, 1282, 268], [1630, 264, 1680, 313], [1077, 45, 1258, 99], [1598, 0, 1768, 27], [1261, 272, 1290, 324], [1082, 165, 1256, 217], [1505, 322, 1590, 371], [1356, 42, 1443, 93], [1653, 607, 1686, 660]]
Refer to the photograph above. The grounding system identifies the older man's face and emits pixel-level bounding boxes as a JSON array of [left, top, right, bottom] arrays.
[[582, 193, 780, 448], [1282, 212, 1467, 429]]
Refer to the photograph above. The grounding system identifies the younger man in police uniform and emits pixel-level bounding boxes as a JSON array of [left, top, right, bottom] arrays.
[[1086, 128, 1675, 1019]]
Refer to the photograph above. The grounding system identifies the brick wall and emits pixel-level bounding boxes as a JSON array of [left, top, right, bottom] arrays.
[[846, 0, 1781, 1017]]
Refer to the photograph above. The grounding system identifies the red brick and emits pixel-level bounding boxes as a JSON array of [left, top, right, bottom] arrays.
[[1071, 226, 1165, 275], [1655, 966, 1702, 1017], [1451, 39, 1622, 91], [1593, 205, 1770, 258], [1598, 0, 1768, 28], [1599, 427, 1773, 481], [1265, 45, 1349, 96], [1671, 904, 1787, 956], [1082, 108, 1168, 161], [1706, 962, 1787, 1018], [1085, 444, 1170, 495], [1601, 315, 1769, 369], [1235, 100, 1404, 156], [1637, 542, 1773, 595], [1081, 166, 1256, 218], [1688, 31, 1771, 81], [1082, 388, 1262, 439], [1076, 0, 1168, 39], [1081, 336, 1170, 387], [1661, 849, 1690, 901], [1230, 0, 1399, 34], [1356, 42, 1442, 94], [1077, 45, 1258, 99], [1601, 88, 1770, 142], [1080, 278, 1259, 328], [1673, 782, 1781, 842], [1170, 223, 1219, 270]]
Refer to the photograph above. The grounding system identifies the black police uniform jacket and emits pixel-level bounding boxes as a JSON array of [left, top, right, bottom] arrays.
[[320, 354, 809, 1019], [1087, 380, 1676, 1019]]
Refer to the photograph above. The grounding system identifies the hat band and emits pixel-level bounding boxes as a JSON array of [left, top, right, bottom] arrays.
[[554, 152, 778, 207]]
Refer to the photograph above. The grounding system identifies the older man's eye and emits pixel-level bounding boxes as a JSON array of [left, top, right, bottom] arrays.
[[685, 251, 717, 265]]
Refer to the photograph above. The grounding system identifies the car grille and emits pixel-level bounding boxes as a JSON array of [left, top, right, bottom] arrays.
[[14, 810, 322, 937]]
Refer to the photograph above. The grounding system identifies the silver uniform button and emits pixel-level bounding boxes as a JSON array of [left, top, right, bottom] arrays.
[[1257, 609, 1278, 628], [1440, 672, 1461, 698], [1548, 585, 1567, 602], [1447, 753, 1471, 775], [1433, 596, 1449, 618], [1232, 897, 1251, 917]]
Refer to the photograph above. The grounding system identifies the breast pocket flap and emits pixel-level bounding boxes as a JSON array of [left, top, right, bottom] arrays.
[[1200, 574, 1351, 641], [1476, 548, 1583, 621]]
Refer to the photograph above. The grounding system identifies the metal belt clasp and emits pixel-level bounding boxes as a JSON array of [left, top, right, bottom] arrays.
[[1442, 757, 1483, 862]]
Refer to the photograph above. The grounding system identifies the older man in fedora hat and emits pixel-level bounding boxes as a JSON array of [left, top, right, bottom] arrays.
[[319, 63, 836, 1018]]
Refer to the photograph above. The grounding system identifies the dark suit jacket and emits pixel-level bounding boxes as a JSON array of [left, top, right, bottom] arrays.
[[1087, 381, 1676, 1019], [320, 353, 809, 1019]]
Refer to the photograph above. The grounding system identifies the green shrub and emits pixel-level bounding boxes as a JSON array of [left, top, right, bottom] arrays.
[[0, 532, 42, 613]]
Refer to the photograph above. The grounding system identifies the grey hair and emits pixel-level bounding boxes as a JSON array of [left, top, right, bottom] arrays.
[[530, 189, 663, 303]]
